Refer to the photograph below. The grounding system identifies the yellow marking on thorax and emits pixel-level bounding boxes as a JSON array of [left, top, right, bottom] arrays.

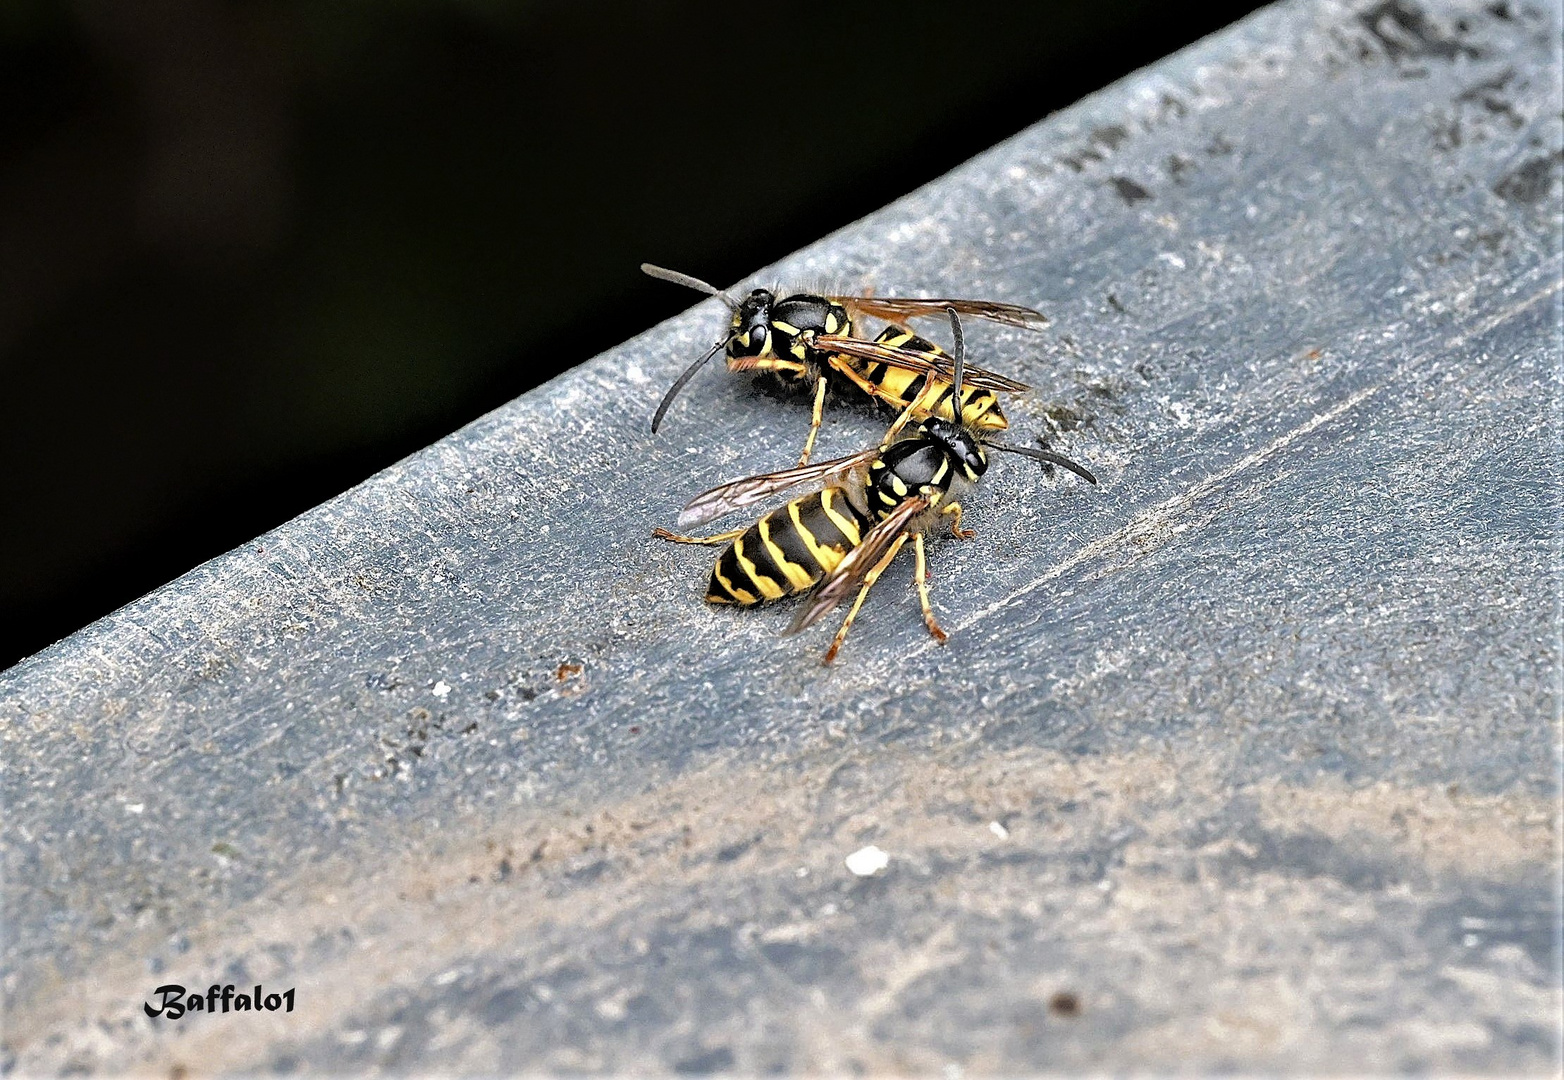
[[759, 515, 815, 590], [819, 489, 863, 546], [732, 536, 786, 600]]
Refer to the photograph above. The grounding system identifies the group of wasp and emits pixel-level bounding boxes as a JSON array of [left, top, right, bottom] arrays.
[[642, 263, 1097, 666]]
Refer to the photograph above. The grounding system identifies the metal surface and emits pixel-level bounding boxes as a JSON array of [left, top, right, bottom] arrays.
[[3, 0, 1561, 1073]]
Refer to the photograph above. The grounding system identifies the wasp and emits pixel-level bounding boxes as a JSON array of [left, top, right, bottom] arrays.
[[643, 263, 1045, 465], [654, 310, 1096, 665]]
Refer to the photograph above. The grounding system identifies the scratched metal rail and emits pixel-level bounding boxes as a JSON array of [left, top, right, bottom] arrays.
[[3, 0, 1560, 1074]]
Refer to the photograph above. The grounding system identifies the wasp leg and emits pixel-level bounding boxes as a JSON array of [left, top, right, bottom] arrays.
[[886, 399, 921, 440], [652, 527, 745, 546], [821, 533, 908, 667], [916, 375, 955, 423], [826, 353, 883, 401], [825, 354, 913, 432], [941, 502, 974, 540], [883, 365, 953, 436], [797, 377, 829, 466], [913, 532, 948, 644]]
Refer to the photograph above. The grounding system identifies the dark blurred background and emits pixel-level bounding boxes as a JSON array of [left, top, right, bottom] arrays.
[[0, 0, 1266, 669]]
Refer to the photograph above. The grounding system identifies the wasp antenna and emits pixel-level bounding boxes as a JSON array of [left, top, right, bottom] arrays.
[[987, 442, 1098, 485], [641, 263, 740, 311], [946, 306, 965, 402], [651, 338, 725, 434]]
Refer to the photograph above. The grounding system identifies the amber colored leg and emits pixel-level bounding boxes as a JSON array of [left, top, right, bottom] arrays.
[[828, 355, 884, 404], [885, 397, 923, 440], [821, 533, 908, 666], [913, 532, 948, 644], [798, 378, 829, 466], [941, 502, 974, 540], [652, 527, 745, 545]]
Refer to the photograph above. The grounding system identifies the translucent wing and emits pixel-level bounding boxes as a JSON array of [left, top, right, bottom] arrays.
[[812, 334, 1030, 393], [837, 296, 1050, 331], [784, 496, 929, 636], [677, 448, 880, 527]]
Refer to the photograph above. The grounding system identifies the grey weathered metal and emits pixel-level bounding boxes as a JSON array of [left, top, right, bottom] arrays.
[[3, 0, 1560, 1073]]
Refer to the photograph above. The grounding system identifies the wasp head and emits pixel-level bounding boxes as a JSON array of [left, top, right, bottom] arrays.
[[921, 417, 989, 481], [727, 288, 775, 360]]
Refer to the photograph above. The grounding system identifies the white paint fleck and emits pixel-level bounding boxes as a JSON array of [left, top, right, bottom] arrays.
[[595, 997, 628, 1020], [845, 845, 889, 877], [989, 821, 1009, 839], [125, 803, 144, 815], [1158, 251, 1187, 270], [432, 680, 451, 699]]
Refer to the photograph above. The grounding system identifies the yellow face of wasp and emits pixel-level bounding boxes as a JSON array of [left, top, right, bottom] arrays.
[[727, 290, 775, 362]]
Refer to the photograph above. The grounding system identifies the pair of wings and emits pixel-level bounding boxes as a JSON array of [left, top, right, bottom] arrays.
[[814, 295, 1039, 394], [839, 295, 1050, 333], [807, 332, 1030, 394], [678, 447, 882, 527]]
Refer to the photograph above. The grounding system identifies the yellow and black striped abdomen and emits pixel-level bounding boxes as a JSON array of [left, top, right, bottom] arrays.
[[856, 328, 1009, 432], [706, 487, 871, 606]]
